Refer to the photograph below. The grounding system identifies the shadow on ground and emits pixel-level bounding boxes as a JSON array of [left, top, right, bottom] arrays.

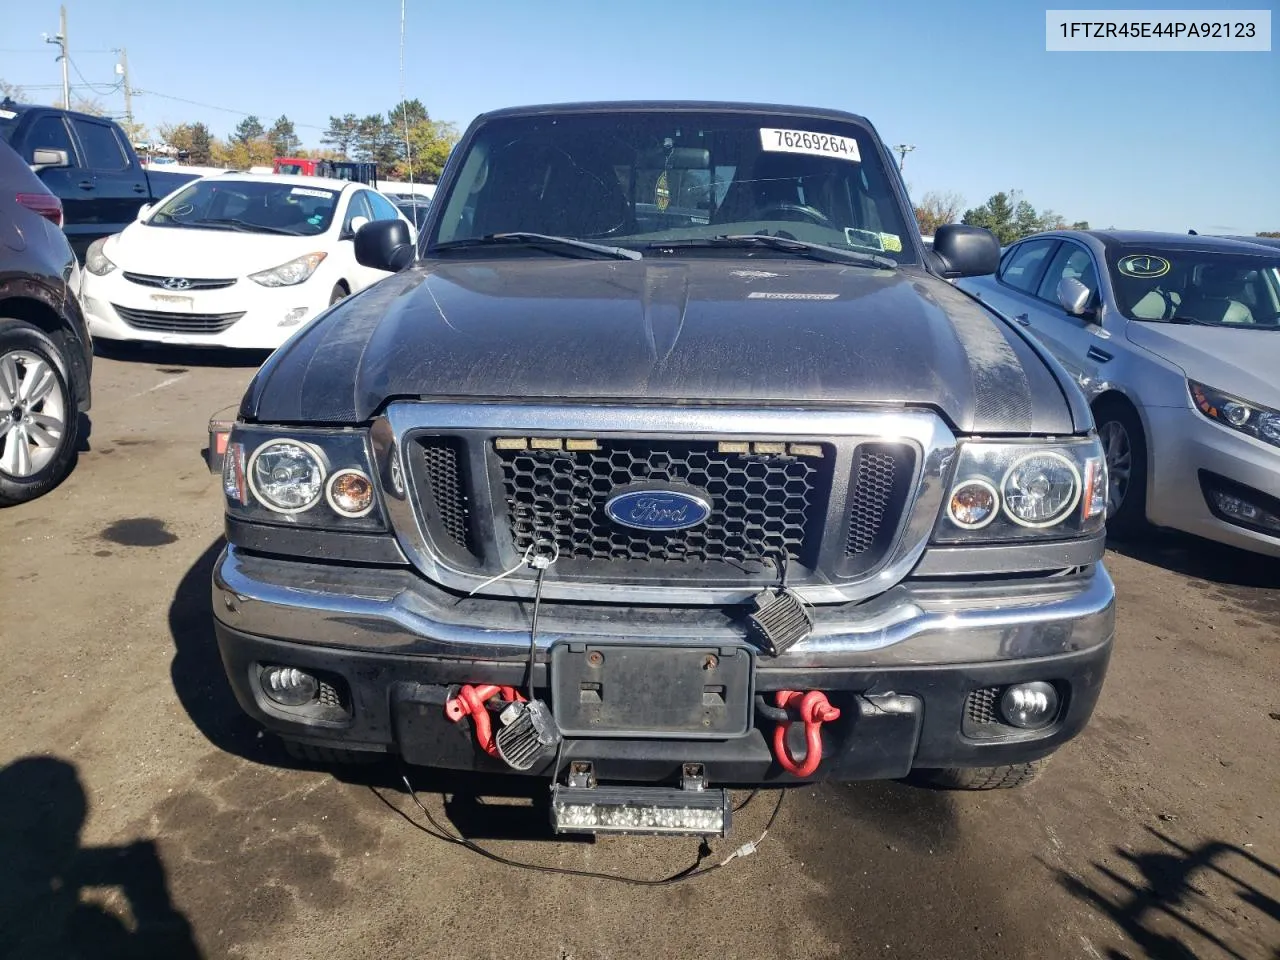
[[1107, 528, 1280, 589], [94, 340, 272, 369], [168, 539, 587, 844], [0, 756, 202, 959], [1053, 825, 1280, 960]]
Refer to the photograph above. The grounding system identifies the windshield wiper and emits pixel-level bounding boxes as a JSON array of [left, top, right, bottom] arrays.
[[645, 235, 896, 269], [434, 232, 641, 261], [1165, 315, 1216, 326], [191, 218, 299, 236]]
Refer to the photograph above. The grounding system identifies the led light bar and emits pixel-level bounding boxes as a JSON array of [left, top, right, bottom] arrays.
[[550, 785, 732, 837]]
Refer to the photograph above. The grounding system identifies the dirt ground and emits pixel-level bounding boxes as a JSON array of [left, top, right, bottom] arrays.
[[1, 350, 1277, 960]]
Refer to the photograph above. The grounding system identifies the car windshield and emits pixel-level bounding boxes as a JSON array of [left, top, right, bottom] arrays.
[[1107, 246, 1280, 328], [147, 179, 339, 236], [429, 110, 917, 263]]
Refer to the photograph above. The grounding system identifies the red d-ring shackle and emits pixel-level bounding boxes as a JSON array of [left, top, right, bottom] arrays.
[[772, 690, 841, 777], [445, 684, 526, 757]]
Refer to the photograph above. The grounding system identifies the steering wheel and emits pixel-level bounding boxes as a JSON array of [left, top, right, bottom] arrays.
[[757, 202, 831, 226]]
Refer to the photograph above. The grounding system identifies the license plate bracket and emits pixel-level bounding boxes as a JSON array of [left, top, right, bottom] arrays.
[[550, 642, 754, 739]]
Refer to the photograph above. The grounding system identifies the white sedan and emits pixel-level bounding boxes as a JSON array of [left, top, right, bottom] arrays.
[[79, 174, 415, 349]]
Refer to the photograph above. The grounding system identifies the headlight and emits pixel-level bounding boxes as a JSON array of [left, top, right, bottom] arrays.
[[1189, 381, 1280, 449], [249, 252, 327, 287], [249, 439, 326, 513], [85, 237, 116, 276], [223, 426, 386, 529], [934, 439, 1106, 542]]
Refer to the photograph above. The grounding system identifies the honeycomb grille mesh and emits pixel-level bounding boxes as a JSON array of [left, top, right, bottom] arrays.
[[965, 687, 1000, 725], [495, 440, 830, 566], [418, 438, 474, 553], [846, 449, 902, 557], [317, 679, 345, 710]]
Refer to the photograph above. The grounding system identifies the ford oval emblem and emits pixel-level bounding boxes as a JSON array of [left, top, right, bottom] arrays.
[[605, 489, 711, 532]]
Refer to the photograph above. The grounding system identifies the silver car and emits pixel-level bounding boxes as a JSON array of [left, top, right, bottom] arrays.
[[957, 230, 1280, 558]]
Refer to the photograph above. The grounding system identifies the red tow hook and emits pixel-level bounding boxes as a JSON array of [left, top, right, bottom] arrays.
[[772, 690, 841, 777], [445, 684, 526, 757]]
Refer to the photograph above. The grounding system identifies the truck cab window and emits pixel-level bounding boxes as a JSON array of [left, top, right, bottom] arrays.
[[28, 115, 77, 165], [71, 120, 128, 171]]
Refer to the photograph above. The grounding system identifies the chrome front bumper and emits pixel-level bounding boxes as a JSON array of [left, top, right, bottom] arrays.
[[213, 545, 1115, 670]]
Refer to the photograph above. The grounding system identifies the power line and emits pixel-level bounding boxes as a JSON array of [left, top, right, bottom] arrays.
[[132, 88, 325, 130], [68, 57, 123, 95]]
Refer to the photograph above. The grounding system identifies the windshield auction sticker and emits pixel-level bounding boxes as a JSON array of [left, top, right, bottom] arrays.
[[290, 187, 335, 199], [1117, 254, 1171, 278], [760, 128, 861, 163]]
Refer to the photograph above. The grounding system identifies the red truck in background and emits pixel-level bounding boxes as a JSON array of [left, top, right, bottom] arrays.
[[272, 157, 379, 184]]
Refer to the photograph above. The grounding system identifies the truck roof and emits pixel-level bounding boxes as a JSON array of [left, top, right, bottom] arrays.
[[475, 100, 873, 127], [0, 99, 122, 126]]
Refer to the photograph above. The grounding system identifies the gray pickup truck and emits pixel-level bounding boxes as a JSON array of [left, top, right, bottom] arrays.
[[210, 101, 1115, 837]]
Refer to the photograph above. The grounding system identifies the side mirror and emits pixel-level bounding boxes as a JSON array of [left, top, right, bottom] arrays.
[[932, 224, 1001, 278], [31, 148, 70, 172], [1057, 276, 1095, 318], [137, 203, 153, 220], [355, 218, 415, 272]]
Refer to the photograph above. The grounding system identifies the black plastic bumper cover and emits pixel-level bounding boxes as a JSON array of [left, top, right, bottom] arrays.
[[214, 620, 1112, 785]]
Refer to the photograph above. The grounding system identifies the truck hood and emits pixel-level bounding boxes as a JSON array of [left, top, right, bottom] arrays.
[[1126, 321, 1280, 408], [106, 221, 328, 278], [242, 257, 1076, 433]]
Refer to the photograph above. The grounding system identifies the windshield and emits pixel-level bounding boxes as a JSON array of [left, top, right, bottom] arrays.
[[1108, 246, 1280, 328], [147, 179, 339, 236], [429, 110, 917, 263]]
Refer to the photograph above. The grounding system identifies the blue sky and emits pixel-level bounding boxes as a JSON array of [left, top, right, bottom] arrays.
[[3, 0, 1277, 232]]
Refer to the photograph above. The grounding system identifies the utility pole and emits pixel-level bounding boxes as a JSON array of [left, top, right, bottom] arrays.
[[44, 5, 70, 109], [894, 143, 916, 172], [115, 47, 133, 136]]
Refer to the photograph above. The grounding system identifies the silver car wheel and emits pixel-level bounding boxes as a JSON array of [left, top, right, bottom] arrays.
[[0, 349, 67, 479], [1098, 419, 1131, 517]]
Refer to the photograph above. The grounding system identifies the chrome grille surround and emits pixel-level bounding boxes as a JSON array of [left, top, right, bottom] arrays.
[[374, 403, 956, 605]]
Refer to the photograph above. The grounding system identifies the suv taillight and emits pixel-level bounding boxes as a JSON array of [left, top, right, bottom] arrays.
[[16, 192, 64, 228]]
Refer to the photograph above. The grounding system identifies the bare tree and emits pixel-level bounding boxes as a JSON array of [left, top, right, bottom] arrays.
[[914, 191, 964, 235]]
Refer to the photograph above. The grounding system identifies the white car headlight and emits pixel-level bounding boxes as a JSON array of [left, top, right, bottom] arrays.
[[249, 252, 327, 287], [85, 237, 116, 276]]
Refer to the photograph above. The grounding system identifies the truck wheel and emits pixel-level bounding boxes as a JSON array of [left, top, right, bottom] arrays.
[[0, 320, 80, 506], [281, 738, 379, 765], [924, 759, 1049, 790], [1094, 398, 1147, 536]]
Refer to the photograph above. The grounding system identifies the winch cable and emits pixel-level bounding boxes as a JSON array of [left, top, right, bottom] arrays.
[[373, 771, 787, 887], [526, 558, 548, 702]]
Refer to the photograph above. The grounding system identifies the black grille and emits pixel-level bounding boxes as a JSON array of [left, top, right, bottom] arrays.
[[847, 449, 901, 556], [495, 440, 832, 568], [965, 687, 1000, 725], [418, 437, 475, 553], [112, 304, 245, 334], [122, 272, 236, 290]]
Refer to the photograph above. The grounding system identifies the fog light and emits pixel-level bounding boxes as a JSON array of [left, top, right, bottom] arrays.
[[261, 666, 319, 706], [279, 307, 309, 327], [999, 682, 1059, 729], [1209, 489, 1280, 532]]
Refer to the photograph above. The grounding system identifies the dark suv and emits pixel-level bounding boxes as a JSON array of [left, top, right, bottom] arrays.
[[210, 102, 1115, 836], [0, 140, 92, 504]]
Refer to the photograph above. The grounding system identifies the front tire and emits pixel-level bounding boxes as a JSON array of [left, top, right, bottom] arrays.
[[1094, 398, 1148, 536], [329, 282, 350, 306], [0, 320, 80, 506]]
